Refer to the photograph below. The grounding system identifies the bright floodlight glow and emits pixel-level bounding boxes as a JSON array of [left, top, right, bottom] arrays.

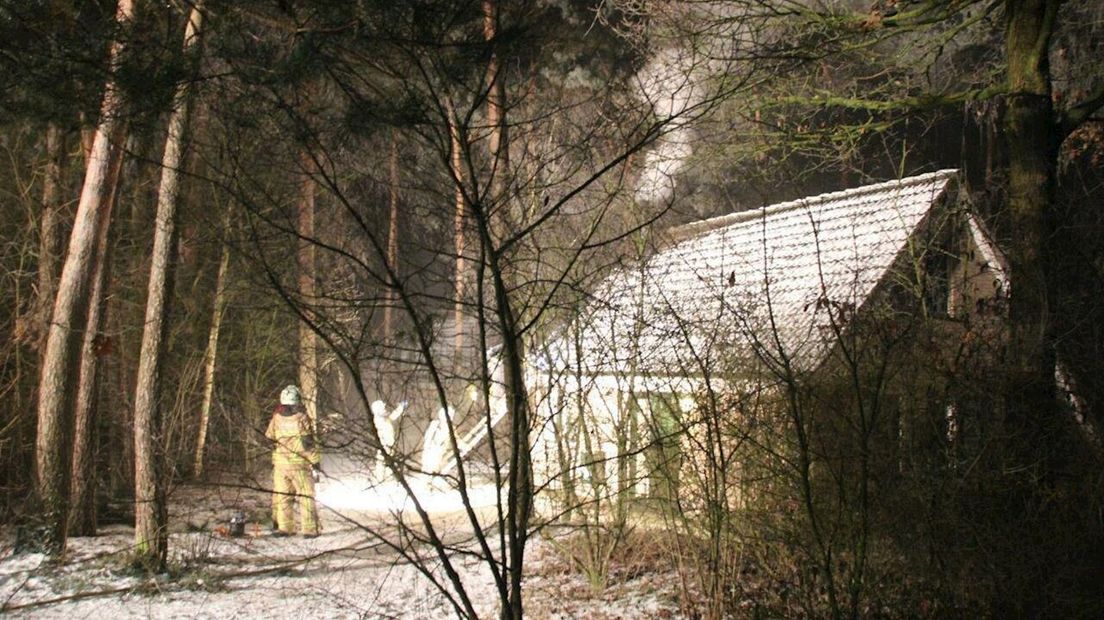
[[316, 475, 497, 513]]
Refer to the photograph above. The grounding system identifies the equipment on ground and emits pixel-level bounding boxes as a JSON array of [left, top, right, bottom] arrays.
[[229, 510, 246, 537]]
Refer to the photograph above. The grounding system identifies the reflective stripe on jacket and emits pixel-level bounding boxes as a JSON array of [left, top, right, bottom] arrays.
[[265, 406, 320, 466]]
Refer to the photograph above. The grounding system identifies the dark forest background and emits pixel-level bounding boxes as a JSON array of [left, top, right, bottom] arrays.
[[1, 1, 1102, 618]]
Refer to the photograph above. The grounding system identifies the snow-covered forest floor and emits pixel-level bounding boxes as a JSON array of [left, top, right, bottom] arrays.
[[0, 481, 683, 619]]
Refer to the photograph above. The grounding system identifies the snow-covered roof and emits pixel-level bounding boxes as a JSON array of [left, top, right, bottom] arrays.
[[542, 170, 959, 377]]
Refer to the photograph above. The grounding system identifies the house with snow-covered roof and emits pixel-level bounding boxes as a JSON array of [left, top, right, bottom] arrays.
[[528, 170, 1009, 504]]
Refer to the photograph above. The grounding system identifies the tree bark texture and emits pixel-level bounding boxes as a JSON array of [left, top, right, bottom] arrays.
[[382, 130, 400, 339], [68, 146, 124, 537], [34, 0, 134, 553], [79, 124, 95, 166], [297, 150, 319, 424], [449, 107, 467, 359], [1002, 0, 1060, 457], [193, 238, 230, 478], [31, 123, 67, 351], [133, 3, 204, 568], [483, 0, 509, 202]]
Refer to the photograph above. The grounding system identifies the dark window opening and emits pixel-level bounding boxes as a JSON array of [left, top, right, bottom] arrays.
[[922, 249, 953, 317]]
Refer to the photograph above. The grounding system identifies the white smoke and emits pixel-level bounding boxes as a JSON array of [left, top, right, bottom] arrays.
[[629, 1, 764, 204], [634, 45, 701, 204]]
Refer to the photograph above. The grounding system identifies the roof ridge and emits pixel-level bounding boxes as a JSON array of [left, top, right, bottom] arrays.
[[668, 169, 958, 242]]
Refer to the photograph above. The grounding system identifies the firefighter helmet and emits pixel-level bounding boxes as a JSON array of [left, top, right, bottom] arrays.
[[279, 385, 301, 406]]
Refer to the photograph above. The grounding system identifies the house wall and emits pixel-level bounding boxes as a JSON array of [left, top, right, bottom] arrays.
[[949, 215, 1009, 318], [806, 209, 1013, 482], [528, 370, 710, 513]]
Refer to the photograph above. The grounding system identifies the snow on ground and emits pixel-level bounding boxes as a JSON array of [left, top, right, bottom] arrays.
[[0, 479, 683, 619]]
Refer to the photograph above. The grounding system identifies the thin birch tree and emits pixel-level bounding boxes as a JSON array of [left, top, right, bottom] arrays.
[[193, 226, 231, 478]]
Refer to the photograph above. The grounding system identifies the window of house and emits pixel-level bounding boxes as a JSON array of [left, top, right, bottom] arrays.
[[644, 394, 682, 501], [922, 248, 953, 317]]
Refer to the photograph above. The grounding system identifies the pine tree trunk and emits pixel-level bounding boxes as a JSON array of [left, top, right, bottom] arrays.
[[34, 0, 134, 554], [1002, 0, 1060, 460], [483, 0, 509, 200], [297, 150, 319, 424], [133, 4, 204, 569], [68, 145, 125, 537], [449, 107, 467, 359], [382, 130, 400, 339], [31, 123, 67, 350], [79, 124, 95, 165]]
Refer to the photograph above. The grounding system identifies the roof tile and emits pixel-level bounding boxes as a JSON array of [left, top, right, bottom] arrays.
[[545, 170, 958, 376]]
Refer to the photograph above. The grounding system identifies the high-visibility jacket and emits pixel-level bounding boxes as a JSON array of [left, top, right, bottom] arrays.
[[265, 406, 320, 466]]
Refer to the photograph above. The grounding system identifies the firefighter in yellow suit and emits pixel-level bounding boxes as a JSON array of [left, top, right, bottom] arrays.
[[266, 385, 320, 537]]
